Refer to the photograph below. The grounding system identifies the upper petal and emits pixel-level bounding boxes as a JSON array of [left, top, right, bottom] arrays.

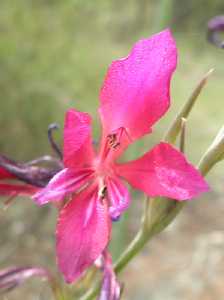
[[106, 176, 131, 220], [116, 142, 209, 201], [63, 109, 95, 168], [99, 29, 177, 141], [56, 185, 111, 283], [33, 168, 94, 205]]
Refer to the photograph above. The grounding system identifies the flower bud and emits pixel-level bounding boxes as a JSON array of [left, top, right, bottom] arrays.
[[0, 266, 50, 294]]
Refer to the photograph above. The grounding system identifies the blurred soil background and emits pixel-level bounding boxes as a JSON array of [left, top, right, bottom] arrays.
[[0, 1, 224, 299]]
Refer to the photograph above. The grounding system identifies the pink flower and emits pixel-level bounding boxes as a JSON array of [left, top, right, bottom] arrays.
[[33, 29, 209, 283]]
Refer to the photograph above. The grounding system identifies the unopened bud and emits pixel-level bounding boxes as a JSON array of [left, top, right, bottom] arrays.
[[0, 266, 50, 294]]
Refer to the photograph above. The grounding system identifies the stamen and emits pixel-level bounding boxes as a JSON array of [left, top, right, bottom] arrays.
[[107, 133, 120, 149], [109, 127, 131, 148], [100, 127, 131, 162], [98, 186, 107, 199]]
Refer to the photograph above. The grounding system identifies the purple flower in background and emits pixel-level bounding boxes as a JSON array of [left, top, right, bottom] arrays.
[[207, 15, 224, 48]]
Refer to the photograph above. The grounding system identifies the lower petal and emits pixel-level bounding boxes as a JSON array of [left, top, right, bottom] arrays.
[[33, 168, 94, 205], [116, 142, 209, 201], [56, 185, 111, 283], [106, 176, 131, 220]]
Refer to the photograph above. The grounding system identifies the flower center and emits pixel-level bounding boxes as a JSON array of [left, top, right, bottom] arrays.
[[93, 127, 131, 192], [100, 127, 130, 162]]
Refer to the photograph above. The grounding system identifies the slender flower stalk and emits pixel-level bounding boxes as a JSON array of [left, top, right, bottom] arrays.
[[179, 117, 187, 153]]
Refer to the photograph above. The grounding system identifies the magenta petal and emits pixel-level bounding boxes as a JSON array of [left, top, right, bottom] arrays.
[[99, 29, 177, 141], [33, 168, 94, 205], [0, 183, 37, 196], [106, 176, 131, 220], [116, 142, 209, 201], [56, 186, 111, 283], [63, 109, 95, 168]]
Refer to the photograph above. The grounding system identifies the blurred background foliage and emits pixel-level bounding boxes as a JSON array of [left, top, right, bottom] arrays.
[[1, 1, 224, 299], [1, 0, 224, 158]]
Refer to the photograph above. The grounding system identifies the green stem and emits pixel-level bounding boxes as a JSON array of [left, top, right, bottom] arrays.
[[114, 229, 149, 273], [180, 118, 187, 153], [50, 278, 68, 300]]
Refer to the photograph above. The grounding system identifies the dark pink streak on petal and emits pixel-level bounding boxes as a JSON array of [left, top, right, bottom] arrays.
[[56, 186, 111, 283], [99, 29, 177, 143], [33, 168, 94, 205], [0, 183, 38, 196], [106, 176, 131, 220], [63, 109, 95, 169], [0, 167, 15, 179], [116, 142, 209, 201]]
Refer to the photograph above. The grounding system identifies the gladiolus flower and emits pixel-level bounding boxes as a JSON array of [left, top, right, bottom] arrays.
[[34, 29, 209, 283]]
